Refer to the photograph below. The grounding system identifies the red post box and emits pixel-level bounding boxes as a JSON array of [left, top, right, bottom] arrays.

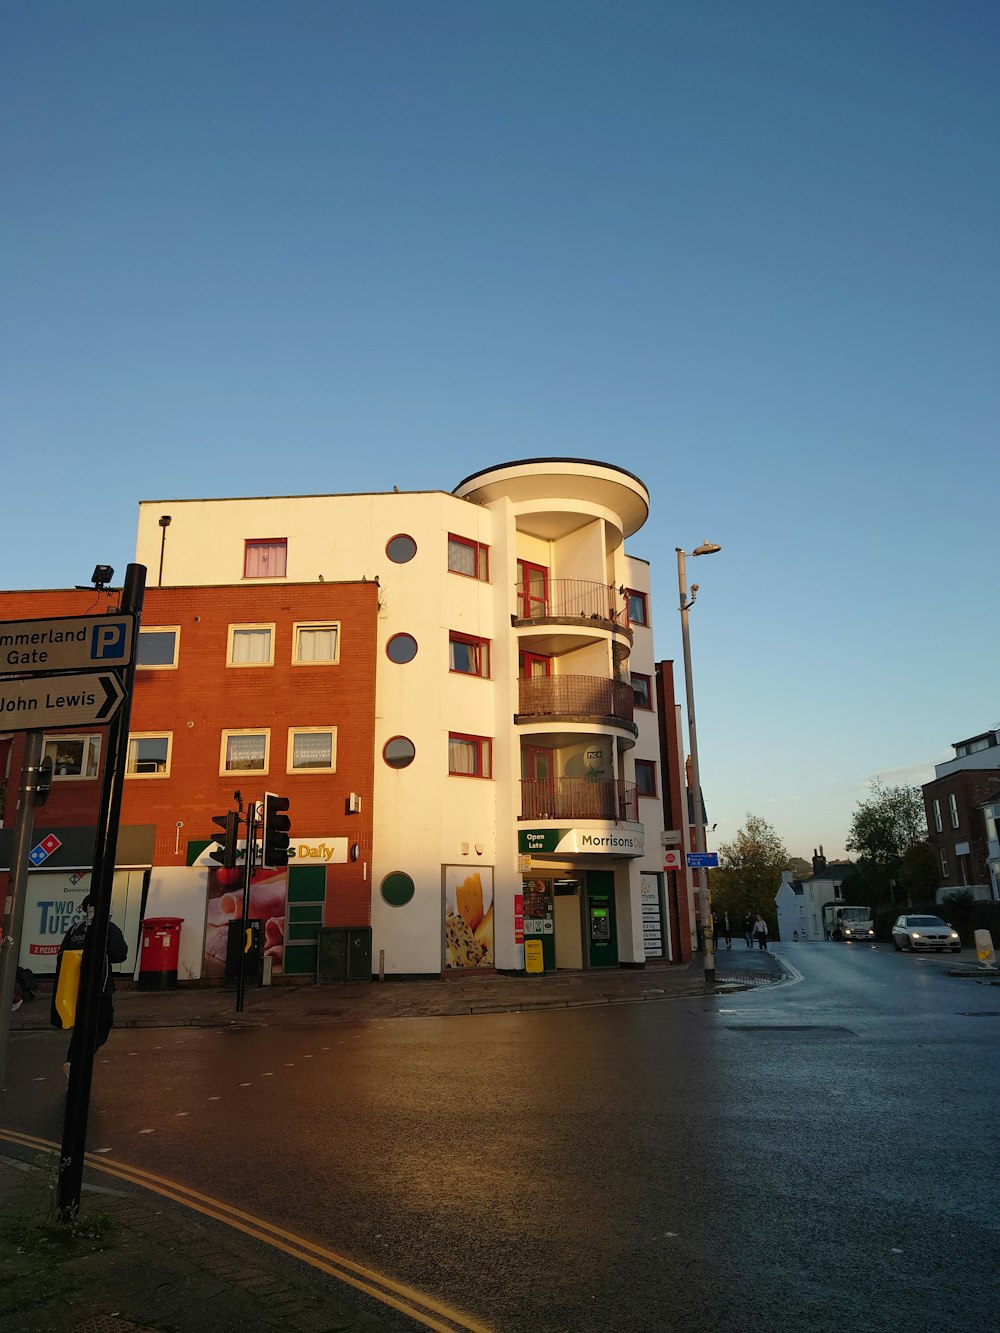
[[138, 916, 184, 990]]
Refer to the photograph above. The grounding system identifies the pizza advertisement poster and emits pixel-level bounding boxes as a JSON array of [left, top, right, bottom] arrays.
[[443, 866, 494, 970]]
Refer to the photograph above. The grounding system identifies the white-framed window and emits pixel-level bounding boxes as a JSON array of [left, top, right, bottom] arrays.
[[137, 627, 180, 669], [948, 793, 959, 829], [288, 727, 337, 772], [126, 733, 172, 777], [293, 622, 340, 665], [227, 624, 275, 667], [43, 734, 102, 779], [932, 798, 942, 833], [220, 729, 269, 774], [244, 538, 287, 578], [940, 848, 949, 878], [985, 804, 1000, 844]]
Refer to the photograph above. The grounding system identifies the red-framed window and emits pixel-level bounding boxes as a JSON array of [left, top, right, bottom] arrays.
[[449, 632, 491, 678], [518, 651, 551, 678], [244, 538, 287, 578], [631, 673, 652, 710], [626, 589, 648, 627], [516, 560, 549, 619], [448, 732, 493, 778], [635, 759, 657, 797], [448, 534, 490, 581]]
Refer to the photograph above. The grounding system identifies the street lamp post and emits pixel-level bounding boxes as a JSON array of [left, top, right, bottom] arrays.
[[677, 541, 721, 983]]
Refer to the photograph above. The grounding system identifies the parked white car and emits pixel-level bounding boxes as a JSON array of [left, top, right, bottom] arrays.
[[891, 915, 961, 953]]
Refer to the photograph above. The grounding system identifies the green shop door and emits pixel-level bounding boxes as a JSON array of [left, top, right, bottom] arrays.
[[587, 872, 618, 968]]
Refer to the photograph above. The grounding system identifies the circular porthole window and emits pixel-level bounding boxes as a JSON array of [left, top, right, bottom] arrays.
[[386, 633, 418, 664], [386, 534, 417, 564], [383, 736, 416, 769], [381, 872, 415, 907]]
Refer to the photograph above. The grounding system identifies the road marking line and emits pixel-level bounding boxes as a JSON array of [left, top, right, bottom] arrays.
[[0, 1128, 492, 1333]]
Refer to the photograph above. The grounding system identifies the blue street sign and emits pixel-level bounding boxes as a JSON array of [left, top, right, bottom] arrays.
[[686, 852, 719, 869]]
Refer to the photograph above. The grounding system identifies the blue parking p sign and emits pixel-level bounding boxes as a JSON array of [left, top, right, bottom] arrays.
[[90, 621, 127, 660]]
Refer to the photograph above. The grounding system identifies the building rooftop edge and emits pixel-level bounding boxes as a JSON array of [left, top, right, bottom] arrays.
[[452, 456, 649, 496]]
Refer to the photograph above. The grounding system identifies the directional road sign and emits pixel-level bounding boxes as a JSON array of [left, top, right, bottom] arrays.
[[0, 672, 127, 731], [686, 851, 719, 869], [0, 613, 134, 676]]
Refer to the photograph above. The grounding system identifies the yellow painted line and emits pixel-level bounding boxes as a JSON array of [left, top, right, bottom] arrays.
[[0, 1128, 491, 1333]]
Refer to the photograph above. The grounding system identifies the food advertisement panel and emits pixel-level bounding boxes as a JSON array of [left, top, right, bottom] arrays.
[[443, 867, 494, 969], [203, 865, 288, 978]]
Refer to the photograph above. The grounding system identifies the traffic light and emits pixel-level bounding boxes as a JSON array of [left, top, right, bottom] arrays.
[[207, 810, 239, 869], [262, 792, 291, 868]]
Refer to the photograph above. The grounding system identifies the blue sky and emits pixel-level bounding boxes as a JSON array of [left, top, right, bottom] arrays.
[[3, 1, 997, 858]]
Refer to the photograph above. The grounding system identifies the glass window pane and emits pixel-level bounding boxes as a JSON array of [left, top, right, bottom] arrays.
[[387, 534, 417, 563], [292, 732, 333, 769], [245, 540, 287, 577], [449, 737, 476, 774], [296, 627, 338, 662], [386, 633, 418, 663], [231, 629, 271, 663], [384, 737, 416, 769], [226, 734, 266, 770], [129, 737, 169, 773], [137, 630, 177, 666], [448, 539, 476, 576]]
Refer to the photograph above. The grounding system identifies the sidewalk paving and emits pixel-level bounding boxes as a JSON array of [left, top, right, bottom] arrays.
[[11, 946, 784, 1033], [2, 949, 783, 1333]]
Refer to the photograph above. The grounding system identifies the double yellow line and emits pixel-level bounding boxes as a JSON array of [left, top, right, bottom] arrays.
[[0, 1128, 491, 1333]]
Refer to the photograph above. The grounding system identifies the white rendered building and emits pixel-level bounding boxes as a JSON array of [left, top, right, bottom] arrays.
[[135, 457, 680, 976]]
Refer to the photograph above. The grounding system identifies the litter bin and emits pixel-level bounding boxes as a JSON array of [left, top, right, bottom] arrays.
[[138, 916, 184, 990], [225, 919, 264, 987]]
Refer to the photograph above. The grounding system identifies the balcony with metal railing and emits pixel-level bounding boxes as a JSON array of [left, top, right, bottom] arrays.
[[517, 675, 635, 729], [513, 579, 630, 630], [520, 777, 639, 823]]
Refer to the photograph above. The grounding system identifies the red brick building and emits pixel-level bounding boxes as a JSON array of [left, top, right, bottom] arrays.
[[0, 581, 378, 980]]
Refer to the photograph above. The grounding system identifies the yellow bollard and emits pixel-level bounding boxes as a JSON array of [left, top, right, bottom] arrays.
[[53, 949, 84, 1029]]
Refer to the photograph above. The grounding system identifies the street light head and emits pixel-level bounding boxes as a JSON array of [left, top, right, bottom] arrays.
[[693, 541, 721, 557]]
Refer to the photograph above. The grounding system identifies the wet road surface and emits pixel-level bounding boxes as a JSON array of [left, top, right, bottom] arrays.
[[4, 944, 999, 1332]]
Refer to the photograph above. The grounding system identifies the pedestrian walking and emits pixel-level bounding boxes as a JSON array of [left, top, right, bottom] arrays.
[[712, 910, 722, 949], [722, 911, 732, 949], [743, 913, 754, 948], [753, 913, 769, 951], [52, 895, 128, 1080]]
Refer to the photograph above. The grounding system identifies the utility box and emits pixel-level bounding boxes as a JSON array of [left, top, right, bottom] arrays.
[[317, 927, 372, 982], [225, 919, 264, 987]]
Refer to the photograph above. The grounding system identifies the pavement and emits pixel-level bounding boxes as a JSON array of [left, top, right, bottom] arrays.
[[1, 947, 781, 1333]]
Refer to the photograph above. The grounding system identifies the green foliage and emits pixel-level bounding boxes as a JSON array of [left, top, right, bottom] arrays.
[[712, 813, 789, 927], [845, 781, 927, 907]]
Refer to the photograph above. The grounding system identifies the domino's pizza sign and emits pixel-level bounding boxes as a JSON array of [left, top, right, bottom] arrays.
[[29, 834, 62, 867]]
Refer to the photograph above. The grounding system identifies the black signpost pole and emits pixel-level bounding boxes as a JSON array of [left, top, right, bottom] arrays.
[[235, 801, 257, 1015], [57, 564, 145, 1219]]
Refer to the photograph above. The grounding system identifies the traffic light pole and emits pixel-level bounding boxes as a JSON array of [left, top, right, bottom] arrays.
[[58, 563, 146, 1219], [235, 801, 258, 1015]]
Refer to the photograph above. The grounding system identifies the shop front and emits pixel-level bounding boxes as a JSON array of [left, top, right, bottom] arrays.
[[518, 825, 643, 972]]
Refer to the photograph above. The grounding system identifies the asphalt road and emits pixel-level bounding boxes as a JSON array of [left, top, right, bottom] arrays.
[[4, 944, 1000, 1332]]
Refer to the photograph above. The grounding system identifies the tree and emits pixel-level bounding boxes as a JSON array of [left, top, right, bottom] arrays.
[[711, 814, 789, 926], [786, 856, 813, 881], [845, 781, 927, 906]]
